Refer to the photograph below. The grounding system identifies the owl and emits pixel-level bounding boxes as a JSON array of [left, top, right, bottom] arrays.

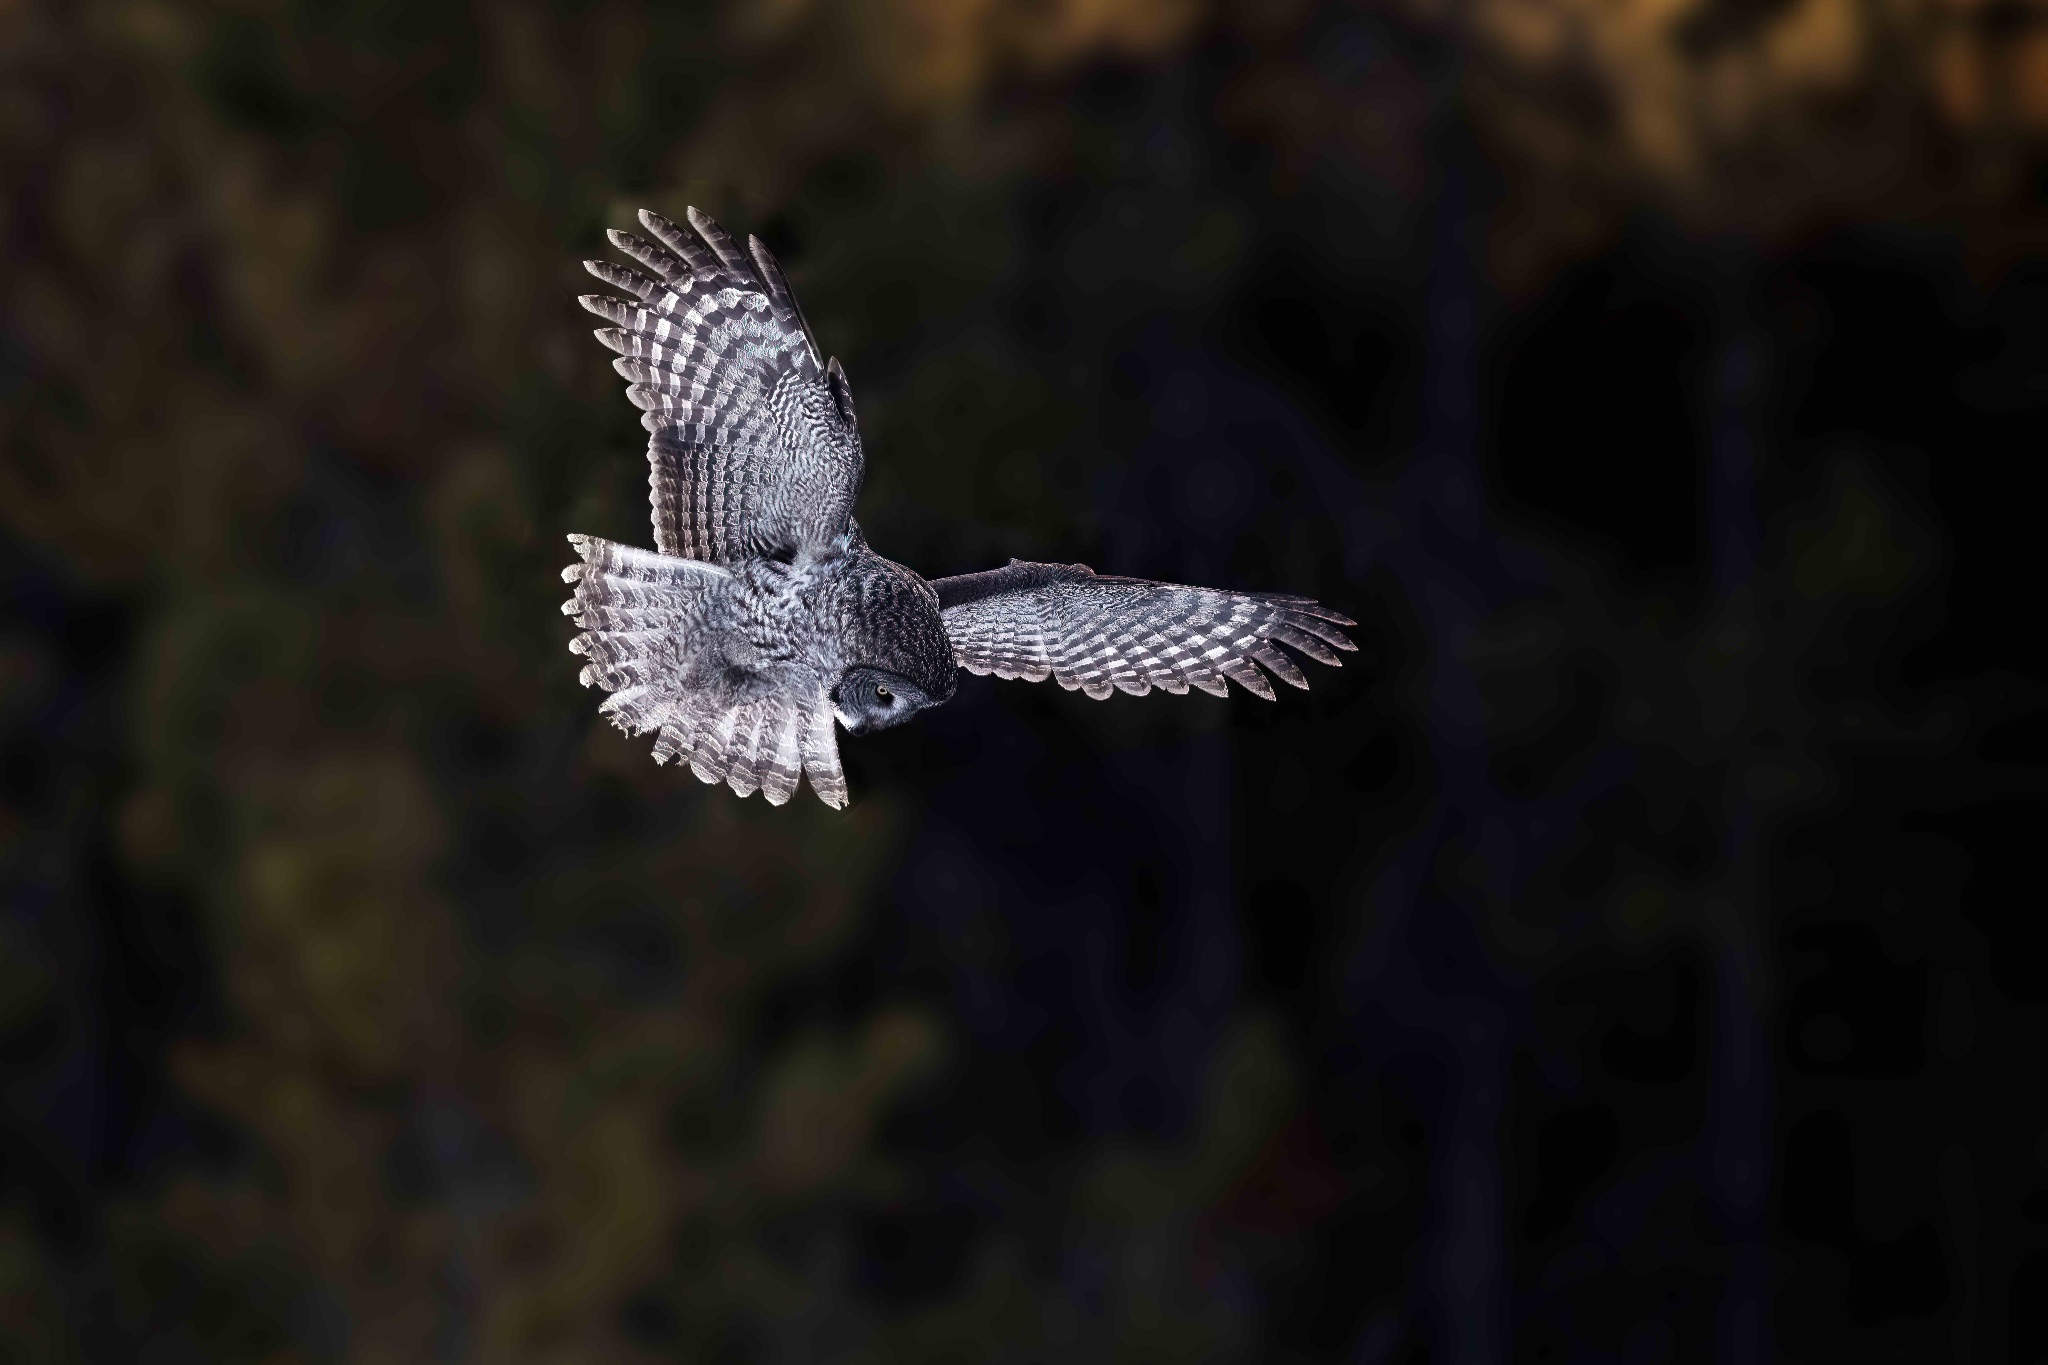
[[562, 208, 1356, 807]]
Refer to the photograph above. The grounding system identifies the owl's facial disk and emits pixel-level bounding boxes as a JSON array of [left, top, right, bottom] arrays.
[[832, 667, 932, 735]]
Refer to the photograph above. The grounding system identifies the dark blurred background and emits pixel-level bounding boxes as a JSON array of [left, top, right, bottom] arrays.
[[2, 0, 2044, 1360]]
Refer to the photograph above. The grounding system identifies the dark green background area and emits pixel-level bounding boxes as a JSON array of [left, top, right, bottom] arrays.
[[2, 2, 2043, 1361]]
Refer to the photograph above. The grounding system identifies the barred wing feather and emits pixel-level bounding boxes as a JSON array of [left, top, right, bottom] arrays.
[[579, 208, 863, 564], [560, 535, 847, 807], [934, 561, 1355, 701]]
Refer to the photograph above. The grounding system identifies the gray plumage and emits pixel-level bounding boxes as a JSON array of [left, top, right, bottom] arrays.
[[562, 207, 1356, 808]]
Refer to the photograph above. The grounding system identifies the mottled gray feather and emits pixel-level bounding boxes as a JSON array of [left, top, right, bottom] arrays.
[[560, 534, 848, 807], [579, 209, 864, 564], [935, 561, 1356, 700]]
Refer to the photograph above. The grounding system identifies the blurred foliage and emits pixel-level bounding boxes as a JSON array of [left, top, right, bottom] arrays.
[[0, 0, 1285, 1359], [1, 1209, 74, 1364], [1388, 0, 2043, 275], [0, 0, 2038, 1359]]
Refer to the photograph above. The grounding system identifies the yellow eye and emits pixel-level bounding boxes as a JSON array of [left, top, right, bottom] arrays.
[[876, 685, 893, 701]]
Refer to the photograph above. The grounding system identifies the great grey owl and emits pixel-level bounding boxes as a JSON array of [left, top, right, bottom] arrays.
[[562, 207, 1356, 808]]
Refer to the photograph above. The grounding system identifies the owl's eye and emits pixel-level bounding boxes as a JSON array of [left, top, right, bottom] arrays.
[[876, 685, 893, 702]]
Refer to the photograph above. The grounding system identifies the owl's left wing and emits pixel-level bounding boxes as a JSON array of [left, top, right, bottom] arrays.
[[933, 561, 1355, 700]]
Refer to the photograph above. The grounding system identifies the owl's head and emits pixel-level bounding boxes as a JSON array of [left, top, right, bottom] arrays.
[[832, 666, 938, 735]]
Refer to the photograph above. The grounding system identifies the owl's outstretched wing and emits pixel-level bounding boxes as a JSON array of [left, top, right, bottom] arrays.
[[934, 561, 1355, 700], [579, 207, 863, 564]]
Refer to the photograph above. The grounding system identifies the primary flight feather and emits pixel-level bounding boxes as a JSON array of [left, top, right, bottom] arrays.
[[562, 207, 1356, 807]]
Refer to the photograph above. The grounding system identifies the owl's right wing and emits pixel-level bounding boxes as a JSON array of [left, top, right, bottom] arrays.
[[934, 561, 1355, 700], [579, 208, 863, 565]]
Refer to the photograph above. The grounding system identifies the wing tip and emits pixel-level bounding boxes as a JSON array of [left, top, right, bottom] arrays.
[[577, 294, 629, 323], [1220, 660, 1278, 701], [1304, 604, 1358, 628], [1251, 643, 1311, 691]]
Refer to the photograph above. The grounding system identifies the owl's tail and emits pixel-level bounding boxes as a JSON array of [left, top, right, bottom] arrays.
[[560, 535, 846, 807]]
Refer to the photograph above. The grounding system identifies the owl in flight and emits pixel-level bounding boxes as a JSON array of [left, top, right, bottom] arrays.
[[562, 208, 1356, 807]]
